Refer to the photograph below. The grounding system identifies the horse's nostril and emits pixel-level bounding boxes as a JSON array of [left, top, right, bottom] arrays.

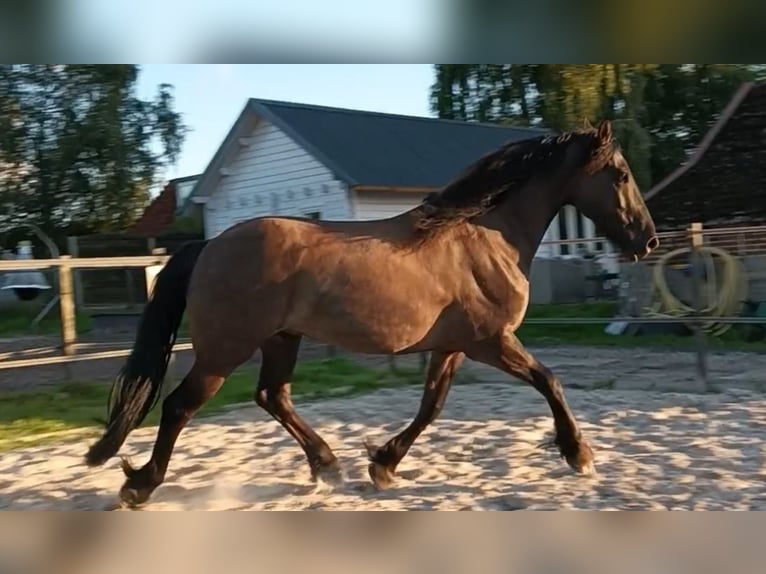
[[646, 236, 660, 251]]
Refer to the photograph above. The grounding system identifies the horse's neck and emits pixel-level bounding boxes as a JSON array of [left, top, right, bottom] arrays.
[[479, 180, 565, 275]]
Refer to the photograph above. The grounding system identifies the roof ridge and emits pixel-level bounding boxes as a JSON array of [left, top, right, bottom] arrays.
[[169, 173, 202, 184], [247, 97, 549, 133]]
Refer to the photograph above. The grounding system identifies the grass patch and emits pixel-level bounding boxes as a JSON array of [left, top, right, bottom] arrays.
[[518, 302, 617, 345], [0, 303, 92, 337], [517, 302, 766, 352], [178, 315, 190, 338], [590, 378, 616, 390], [0, 358, 422, 452]]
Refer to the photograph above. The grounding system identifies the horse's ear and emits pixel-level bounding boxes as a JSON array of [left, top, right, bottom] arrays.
[[597, 119, 613, 143], [582, 117, 594, 130]]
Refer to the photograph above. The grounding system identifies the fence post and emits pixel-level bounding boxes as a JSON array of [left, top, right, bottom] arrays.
[[67, 236, 85, 310], [689, 222, 708, 392], [58, 256, 77, 356], [146, 249, 176, 381], [145, 248, 167, 299]]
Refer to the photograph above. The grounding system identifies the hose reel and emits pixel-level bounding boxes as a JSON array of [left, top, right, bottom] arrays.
[[0, 240, 52, 301], [1, 224, 61, 328], [643, 245, 748, 337]]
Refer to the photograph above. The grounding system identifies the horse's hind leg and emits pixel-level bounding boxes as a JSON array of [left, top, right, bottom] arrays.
[[255, 332, 343, 485], [364, 351, 464, 489], [118, 360, 227, 507], [467, 326, 595, 476]]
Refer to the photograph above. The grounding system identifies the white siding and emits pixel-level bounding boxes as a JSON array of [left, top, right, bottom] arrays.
[[536, 208, 600, 259], [352, 191, 426, 221], [536, 216, 559, 259], [203, 120, 352, 238]]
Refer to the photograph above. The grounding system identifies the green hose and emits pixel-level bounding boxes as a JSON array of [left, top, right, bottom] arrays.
[[643, 246, 748, 336]]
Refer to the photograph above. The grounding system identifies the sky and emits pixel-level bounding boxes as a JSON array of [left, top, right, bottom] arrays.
[[135, 65, 437, 183], [66, 1, 445, 62]]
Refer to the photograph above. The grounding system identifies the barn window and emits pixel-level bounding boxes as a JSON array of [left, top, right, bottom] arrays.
[[306, 211, 321, 219]]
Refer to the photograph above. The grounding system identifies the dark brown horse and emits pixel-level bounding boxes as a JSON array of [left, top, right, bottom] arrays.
[[85, 119, 658, 507]]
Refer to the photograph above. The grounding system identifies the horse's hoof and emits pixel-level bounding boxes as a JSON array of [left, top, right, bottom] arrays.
[[363, 438, 381, 460], [118, 485, 151, 509], [564, 440, 596, 477], [313, 461, 345, 487], [368, 462, 396, 490], [577, 460, 597, 477]]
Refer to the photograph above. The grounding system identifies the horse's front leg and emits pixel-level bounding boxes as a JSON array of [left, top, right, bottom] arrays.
[[467, 326, 595, 476], [364, 351, 464, 489]]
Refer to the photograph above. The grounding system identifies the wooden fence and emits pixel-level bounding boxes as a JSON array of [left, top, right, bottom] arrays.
[[66, 232, 202, 311], [0, 253, 170, 363]]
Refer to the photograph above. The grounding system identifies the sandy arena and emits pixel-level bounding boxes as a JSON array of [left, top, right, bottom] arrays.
[[2, 347, 766, 511]]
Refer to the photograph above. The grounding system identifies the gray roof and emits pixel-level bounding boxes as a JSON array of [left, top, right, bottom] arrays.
[[250, 98, 549, 188], [190, 98, 550, 201]]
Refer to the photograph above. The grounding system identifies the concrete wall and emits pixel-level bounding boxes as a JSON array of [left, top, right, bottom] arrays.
[[741, 255, 766, 301], [529, 257, 595, 304]]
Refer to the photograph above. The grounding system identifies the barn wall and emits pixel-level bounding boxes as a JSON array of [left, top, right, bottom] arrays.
[[203, 119, 352, 238], [351, 191, 426, 220]]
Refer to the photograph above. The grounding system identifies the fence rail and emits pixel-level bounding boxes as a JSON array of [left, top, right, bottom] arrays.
[[0, 255, 170, 271], [524, 316, 766, 325], [1, 253, 170, 358], [0, 343, 194, 371]]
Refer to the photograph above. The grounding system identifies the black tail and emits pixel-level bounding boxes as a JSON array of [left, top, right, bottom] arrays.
[[85, 240, 208, 467]]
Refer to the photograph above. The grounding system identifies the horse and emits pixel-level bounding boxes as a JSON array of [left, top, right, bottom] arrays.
[[84, 119, 659, 508]]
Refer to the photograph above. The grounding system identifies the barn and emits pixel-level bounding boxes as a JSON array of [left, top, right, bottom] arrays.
[[185, 98, 601, 260]]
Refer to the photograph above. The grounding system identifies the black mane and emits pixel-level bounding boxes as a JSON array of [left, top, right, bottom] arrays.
[[412, 126, 613, 232]]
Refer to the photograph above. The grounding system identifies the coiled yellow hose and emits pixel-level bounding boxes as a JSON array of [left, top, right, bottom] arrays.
[[644, 246, 748, 336]]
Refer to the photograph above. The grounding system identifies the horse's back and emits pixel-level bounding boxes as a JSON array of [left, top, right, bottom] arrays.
[[188, 213, 422, 310]]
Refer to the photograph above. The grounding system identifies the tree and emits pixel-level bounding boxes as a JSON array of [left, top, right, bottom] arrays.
[[640, 64, 756, 185], [0, 65, 187, 238], [430, 64, 760, 191]]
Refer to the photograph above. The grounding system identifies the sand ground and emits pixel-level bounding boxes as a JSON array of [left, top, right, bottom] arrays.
[[2, 354, 765, 510]]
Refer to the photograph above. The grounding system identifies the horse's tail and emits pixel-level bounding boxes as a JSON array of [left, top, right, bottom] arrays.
[[84, 240, 209, 467]]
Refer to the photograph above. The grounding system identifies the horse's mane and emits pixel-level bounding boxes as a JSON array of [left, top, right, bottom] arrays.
[[412, 125, 614, 233]]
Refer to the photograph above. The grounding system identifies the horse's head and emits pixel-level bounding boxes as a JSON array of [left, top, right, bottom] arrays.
[[566, 120, 659, 261]]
